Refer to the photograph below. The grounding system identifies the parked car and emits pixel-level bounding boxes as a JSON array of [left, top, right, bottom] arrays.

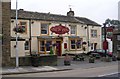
[[87, 49, 113, 57]]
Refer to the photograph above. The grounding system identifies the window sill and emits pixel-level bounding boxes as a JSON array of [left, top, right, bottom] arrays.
[[69, 49, 82, 51]]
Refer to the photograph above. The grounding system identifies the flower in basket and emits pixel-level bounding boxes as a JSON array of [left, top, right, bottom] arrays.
[[82, 42, 87, 45], [52, 43, 57, 47], [13, 26, 26, 33]]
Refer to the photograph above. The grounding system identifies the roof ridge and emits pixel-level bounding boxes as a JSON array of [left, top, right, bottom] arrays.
[[11, 9, 101, 26], [11, 9, 69, 17]]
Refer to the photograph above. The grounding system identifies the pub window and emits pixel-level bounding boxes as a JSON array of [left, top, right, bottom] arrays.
[[46, 41, 52, 51], [91, 30, 97, 37], [76, 40, 81, 49], [71, 40, 76, 49], [41, 23, 49, 34], [19, 21, 27, 33], [40, 41, 45, 51], [70, 38, 82, 50], [70, 25, 76, 35], [24, 41, 29, 50]]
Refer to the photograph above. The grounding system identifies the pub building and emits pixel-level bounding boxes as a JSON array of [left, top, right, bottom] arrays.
[[10, 9, 102, 57]]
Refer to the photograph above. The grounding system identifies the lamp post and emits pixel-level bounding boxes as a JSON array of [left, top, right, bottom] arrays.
[[103, 23, 107, 57], [15, 0, 19, 68], [103, 19, 110, 57]]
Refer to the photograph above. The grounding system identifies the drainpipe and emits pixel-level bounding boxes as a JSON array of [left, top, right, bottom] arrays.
[[87, 24, 89, 52], [29, 19, 32, 56]]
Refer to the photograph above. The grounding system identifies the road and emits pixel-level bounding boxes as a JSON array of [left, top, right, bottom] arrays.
[[3, 64, 118, 77]]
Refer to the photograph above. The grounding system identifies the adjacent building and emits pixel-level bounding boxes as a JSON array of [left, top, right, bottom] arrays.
[[112, 1, 120, 57]]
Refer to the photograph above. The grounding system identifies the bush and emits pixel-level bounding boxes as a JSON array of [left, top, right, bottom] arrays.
[[49, 48, 54, 55]]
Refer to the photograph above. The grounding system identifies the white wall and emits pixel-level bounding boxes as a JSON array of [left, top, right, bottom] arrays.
[[88, 25, 102, 51], [31, 21, 40, 36], [31, 37, 38, 53], [11, 19, 102, 56], [11, 41, 26, 57]]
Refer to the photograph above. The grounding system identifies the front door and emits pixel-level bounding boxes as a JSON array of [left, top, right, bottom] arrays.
[[56, 41, 61, 56]]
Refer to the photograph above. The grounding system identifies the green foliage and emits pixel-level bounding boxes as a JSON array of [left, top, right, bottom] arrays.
[[49, 47, 54, 55], [105, 18, 120, 26], [13, 26, 26, 33]]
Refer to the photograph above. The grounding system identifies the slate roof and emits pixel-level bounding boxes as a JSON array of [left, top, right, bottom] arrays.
[[75, 17, 101, 26], [11, 9, 101, 26]]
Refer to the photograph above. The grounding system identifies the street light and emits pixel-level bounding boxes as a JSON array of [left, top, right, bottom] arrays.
[[103, 19, 110, 57], [15, 0, 19, 68], [103, 23, 107, 57]]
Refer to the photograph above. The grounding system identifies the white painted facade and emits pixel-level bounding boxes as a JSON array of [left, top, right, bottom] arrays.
[[10, 19, 102, 57]]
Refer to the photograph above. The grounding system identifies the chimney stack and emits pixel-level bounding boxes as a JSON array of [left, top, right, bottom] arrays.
[[67, 8, 74, 17]]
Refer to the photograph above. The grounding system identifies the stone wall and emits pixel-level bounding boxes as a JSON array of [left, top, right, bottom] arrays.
[[0, 1, 2, 67], [2, 1, 11, 66], [113, 31, 120, 59], [10, 55, 57, 67]]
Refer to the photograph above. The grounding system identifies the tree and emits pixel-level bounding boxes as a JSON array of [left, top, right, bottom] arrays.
[[105, 19, 120, 28]]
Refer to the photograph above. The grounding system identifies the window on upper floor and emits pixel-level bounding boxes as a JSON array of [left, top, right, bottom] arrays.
[[41, 23, 49, 35], [91, 30, 97, 37], [70, 25, 77, 35], [19, 21, 27, 34]]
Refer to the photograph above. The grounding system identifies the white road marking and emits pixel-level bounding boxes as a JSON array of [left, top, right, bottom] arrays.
[[32, 66, 58, 71], [98, 72, 118, 77]]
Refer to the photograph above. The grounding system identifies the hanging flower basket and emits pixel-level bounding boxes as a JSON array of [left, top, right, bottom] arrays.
[[13, 26, 26, 33], [76, 42, 81, 46], [52, 43, 57, 47], [82, 42, 87, 44]]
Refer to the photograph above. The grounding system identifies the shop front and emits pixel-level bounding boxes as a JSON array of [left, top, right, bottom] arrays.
[[37, 36, 63, 56], [37, 24, 87, 56]]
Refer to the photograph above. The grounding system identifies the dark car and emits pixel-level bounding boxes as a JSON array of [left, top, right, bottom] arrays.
[[87, 49, 112, 57]]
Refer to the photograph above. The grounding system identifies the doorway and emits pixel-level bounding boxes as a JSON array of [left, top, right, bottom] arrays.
[[56, 41, 61, 56]]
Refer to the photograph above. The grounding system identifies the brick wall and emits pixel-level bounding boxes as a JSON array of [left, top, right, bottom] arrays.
[[2, 1, 11, 66]]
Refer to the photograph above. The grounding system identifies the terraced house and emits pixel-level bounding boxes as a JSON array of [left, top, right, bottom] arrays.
[[10, 9, 102, 57], [2, 1, 102, 66]]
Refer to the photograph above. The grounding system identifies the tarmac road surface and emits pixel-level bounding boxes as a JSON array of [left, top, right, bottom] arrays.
[[3, 64, 118, 77]]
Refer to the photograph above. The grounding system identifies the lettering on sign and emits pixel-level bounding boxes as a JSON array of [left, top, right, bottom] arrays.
[[50, 24, 69, 34]]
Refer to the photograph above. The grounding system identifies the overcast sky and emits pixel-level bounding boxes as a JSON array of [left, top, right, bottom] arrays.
[[11, 0, 119, 25]]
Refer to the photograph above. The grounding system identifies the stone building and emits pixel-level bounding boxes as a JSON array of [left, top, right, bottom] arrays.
[[1, 1, 102, 67], [10, 9, 101, 57], [1, 0, 11, 66]]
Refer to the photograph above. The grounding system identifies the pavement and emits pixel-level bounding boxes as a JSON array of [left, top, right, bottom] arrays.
[[1, 56, 119, 75]]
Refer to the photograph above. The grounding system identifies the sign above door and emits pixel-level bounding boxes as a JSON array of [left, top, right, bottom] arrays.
[[50, 24, 69, 34]]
